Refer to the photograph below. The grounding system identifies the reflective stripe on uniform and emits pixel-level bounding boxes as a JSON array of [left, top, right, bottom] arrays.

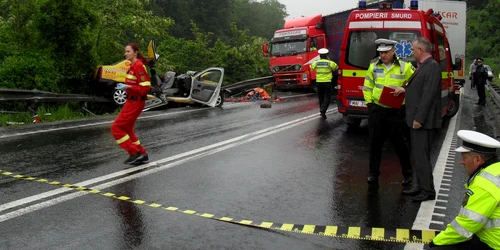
[[375, 84, 384, 89], [365, 76, 374, 84], [342, 70, 366, 77], [126, 74, 137, 80], [390, 74, 406, 80], [479, 171, 500, 189], [316, 62, 330, 67], [140, 81, 151, 86], [459, 207, 489, 224], [484, 218, 500, 229], [362, 86, 373, 91], [133, 140, 141, 145], [116, 134, 130, 144], [317, 72, 331, 74], [450, 219, 474, 238], [374, 73, 385, 78]]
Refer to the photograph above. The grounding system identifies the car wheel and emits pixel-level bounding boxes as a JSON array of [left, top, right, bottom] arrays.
[[113, 88, 127, 105], [215, 91, 224, 107]]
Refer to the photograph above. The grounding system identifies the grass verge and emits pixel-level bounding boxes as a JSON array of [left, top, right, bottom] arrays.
[[0, 103, 120, 127]]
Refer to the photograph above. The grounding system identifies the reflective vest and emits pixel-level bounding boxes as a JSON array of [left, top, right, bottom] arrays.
[[433, 162, 500, 249], [362, 57, 414, 108], [311, 59, 338, 83]]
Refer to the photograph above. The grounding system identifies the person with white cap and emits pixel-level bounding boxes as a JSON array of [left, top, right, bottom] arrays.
[[428, 130, 500, 249], [363, 38, 414, 186], [311, 48, 338, 119], [472, 58, 488, 106]]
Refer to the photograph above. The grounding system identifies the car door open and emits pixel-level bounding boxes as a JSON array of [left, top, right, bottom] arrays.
[[190, 67, 224, 107]]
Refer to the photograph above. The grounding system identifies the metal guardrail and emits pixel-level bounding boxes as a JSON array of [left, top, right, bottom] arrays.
[[0, 88, 112, 116], [222, 76, 274, 94], [0, 88, 110, 103], [486, 82, 500, 109]]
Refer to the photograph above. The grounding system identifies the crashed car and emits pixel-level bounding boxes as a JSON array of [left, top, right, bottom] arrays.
[[144, 67, 225, 111]]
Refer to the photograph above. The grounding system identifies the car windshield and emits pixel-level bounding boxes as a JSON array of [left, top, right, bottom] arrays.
[[270, 40, 307, 57], [346, 30, 421, 69]]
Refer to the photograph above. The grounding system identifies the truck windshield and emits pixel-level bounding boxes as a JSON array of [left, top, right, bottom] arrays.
[[270, 40, 307, 56], [346, 30, 421, 69]]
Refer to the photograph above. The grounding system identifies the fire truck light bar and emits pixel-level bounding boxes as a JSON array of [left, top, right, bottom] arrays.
[[410, 0, 418, 10], [359, 0, 367, 9]]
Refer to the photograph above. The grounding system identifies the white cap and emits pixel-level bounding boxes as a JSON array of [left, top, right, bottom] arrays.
[[375, 38, 398, 52], [455, 130, 500, 154], [318, 48, 329, 55]]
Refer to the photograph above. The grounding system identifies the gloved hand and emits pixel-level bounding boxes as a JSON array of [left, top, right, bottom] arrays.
[[115, 83, 130, 90]]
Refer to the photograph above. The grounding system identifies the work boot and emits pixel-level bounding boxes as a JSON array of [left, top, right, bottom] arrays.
[[124, 153, 141, 164], [129, 153, 149, 166], [320, 113, 327, 120]]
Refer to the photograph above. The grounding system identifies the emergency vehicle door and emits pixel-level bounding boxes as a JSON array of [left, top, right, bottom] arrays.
[[190, 67, 224, 107]]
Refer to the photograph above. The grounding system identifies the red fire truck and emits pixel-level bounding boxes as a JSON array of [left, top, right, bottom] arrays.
[[337, 0, 462, 127], [262, 1, 404, 90]]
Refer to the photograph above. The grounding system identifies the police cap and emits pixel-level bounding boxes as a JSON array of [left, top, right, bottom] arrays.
[[455, 130, 500, 154], [375, 38, 398, 52], [476, 58, 484, 62], [318, 48, 329, 55]]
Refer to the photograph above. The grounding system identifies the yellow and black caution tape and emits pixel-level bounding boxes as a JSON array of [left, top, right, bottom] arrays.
[[0, 170, 438, 243]]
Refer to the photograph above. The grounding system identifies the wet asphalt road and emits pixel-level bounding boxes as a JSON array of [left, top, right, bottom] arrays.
[[0, 87, 495, 250]]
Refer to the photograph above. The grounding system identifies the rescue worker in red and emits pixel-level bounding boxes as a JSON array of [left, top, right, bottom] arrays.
[[111, 43, 151, 165]]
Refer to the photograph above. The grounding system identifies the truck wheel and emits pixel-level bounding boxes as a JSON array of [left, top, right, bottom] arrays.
[[215, 91, 224, 107], [445, 94, 459, 117], [112, 88, 127, 105]]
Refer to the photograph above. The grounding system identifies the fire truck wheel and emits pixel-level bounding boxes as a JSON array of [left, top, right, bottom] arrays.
[[445, 94, 459, 117]]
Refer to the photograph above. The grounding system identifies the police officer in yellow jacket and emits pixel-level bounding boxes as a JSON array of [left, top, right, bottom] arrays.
[[363, 39, 414, 185], [311, 48, 338, 119], [428, 130, 500, 250]]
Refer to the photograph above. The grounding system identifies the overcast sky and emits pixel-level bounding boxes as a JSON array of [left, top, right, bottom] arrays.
[[279, 0, 361, 19]]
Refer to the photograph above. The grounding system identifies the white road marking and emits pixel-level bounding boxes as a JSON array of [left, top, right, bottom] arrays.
[[0, 109, 338, 222], [430, 220, 444, 225]]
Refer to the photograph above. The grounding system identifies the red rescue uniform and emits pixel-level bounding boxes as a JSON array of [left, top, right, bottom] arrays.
[[111, 60, 151, 155]]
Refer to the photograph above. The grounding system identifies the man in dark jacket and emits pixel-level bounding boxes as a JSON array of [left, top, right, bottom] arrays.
[[472, 58, 488, 106], [393, 37, 441, 202]]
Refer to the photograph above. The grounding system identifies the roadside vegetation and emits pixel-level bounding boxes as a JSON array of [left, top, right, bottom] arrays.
[[0, 103, 120, 126]]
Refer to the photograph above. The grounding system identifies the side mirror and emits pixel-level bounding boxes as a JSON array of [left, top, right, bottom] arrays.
[[453, 57, 462, 70], [262, 43, 269, 57]]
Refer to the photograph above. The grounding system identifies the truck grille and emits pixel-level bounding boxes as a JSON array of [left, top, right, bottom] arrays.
[[276, 74, 300, 85], [274, 65, 299, 72]]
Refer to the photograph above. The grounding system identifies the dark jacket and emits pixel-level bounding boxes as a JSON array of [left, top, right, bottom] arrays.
[[404, 57, 442, 129], [473, 65, 488, 86]]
